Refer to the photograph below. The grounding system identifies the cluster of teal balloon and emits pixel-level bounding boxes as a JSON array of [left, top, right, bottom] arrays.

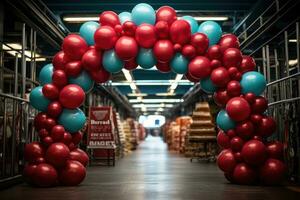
[[79, 21, 100, 46], [200, 77, 217, 94], [30, 63, 93, 133], [216, 109, 236, 131], [240, 71, 266, 96]]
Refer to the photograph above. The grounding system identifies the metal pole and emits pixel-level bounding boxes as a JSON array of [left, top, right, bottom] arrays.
[[21, 23, 26, 98], [274, 49, 280, 101], [2, 98, 7, 177], [0, 51, 3, 93], [296, 22, 300, 97], [284, 31, 292, 98], [266, 45, 271, 100], [33, 30, 37, 83]]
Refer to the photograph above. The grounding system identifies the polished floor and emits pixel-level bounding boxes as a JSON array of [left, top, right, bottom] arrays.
[[1, 136, 299, 200]]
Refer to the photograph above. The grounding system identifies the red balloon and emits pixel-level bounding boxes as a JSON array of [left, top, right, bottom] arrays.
[[219, 34, 240, 53], [223, 48, 242, 68], [59, 160, 86, 186], [207, 45, 222, 60], [62, 34, 88, 61], [38, 129, 49, 139], [241, 140, 267, 166], [42, 84, 59, 100], [251, 97, 268, 114], [94, 26, 118, 50], [210, 59, 222, 69], [227, 67, 238, 79], [156, 62, 171, 73], [170, 20, 191, 45], [24, 142, 45, 163], [233, 72, 242, 81], [45, 118, 56, 131], [153, 40, 174, 62], [259, 158, 286, 185], [173, 43, 182, 52], [217, 149, 237, 173], [257, 116, 276, 137], [45, 143, 70, 168], [124, 59, 138, 70], [52, 70, 68, 88], [185, 71, 200, 83], [244, 92, 256, 104], [72, 132, 83, 145], [122, 21, 137, 37], [250, 114, 263, 124], [47, 101, 63, 118], [23, 164, 37, 184], [82, 49, 102, 72], [227, 129, 236, 138], [114, 24, 123, 36], [211, 67, 230, 87], [266, 141, 284, 160], [64, 61, 82, 77], [69, 148, 89, 167], [190, 33, 209, 55], [35, 157, 46, 164], [155, 21, 169, 39], [62, 132, 73, 145], [233, 152, 243, 163], [226, 80, 241, 97], [233, 163, 257, 185], [213, 89, 230, 107], [235, 120, 254, 140], [50, 125, 65, 142], [89, 68, 111, 83], [156, 6, 177, 25], [33, 163, 58, 187], [68, 142, 77, 151], [99, 11, 120, 28], [42, 136, 54, 147], [217, 130, 230, 149], [188, 56, 211, 79], [59, 84, 85, 109], [253, 135, 263, 141], [226, 97, 251, 122], [240, 56, 256, 73], [115, 36, 138, 61], [182, 44, 196, 59], [230, 136, 244, 152], [135, 24, 156, 48], [52, 51, 70, 70], [34, 112, 48, 130]]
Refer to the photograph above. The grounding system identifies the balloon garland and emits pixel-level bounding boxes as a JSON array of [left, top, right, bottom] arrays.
[[25, 3, 286, 187]]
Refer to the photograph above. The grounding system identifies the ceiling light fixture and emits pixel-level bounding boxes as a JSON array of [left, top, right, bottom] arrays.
[[129, 99, 183, 103], [63, 16, 99, 22], [289, 39, 298, 43], [127, 93, 148, 97]]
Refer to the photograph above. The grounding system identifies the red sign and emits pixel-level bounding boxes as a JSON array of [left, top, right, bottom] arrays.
[[87, 106, 116, 149]]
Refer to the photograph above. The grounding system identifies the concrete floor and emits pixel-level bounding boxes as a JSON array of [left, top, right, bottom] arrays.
[[1, 136, 299, 200]]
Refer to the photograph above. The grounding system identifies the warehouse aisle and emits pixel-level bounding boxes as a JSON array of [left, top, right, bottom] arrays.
[[1, 136, 299, 200]]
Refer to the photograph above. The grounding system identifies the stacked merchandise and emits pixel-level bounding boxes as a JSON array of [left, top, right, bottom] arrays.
[[137, 123, 146, 141], [127, 118, 139, 150], [185, 102, 217, 158], [175, 116, 193, 153], [166, 122, 180, 151], [122, 120, 132, 155], [115, 113, 125, 158]]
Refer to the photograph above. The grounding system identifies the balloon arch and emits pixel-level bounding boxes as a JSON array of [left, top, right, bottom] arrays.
[[25, 3, 286, 187]]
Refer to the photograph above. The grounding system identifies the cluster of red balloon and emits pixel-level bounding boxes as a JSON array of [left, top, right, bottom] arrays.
[[26, 3, 286, 187]]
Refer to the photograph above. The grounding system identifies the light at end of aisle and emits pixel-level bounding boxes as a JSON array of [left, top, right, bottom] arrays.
[[133, 104, 173, 108]]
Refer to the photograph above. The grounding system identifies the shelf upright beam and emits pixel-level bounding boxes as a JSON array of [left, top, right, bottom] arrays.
[[21, 23, 26, 98]]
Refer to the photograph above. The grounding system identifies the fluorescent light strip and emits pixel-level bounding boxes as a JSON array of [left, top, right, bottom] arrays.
[[136, 66, 157, 70], [111, 82, 193, 86], [129, 99, 183, 103], [122, 69, 133, 82], [133, 104, 173, 108], [193, 16, 228, 21], [3, 44, 46, 62], [63, 16, 99, 22], [156, 92, 176, 96], [289, 39, 298, 43], [289, 59, 298, 66], [127, 93, 148, 97]]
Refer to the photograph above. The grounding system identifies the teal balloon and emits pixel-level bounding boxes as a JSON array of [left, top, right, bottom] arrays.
[[39, 63, 53, 85], [137, 48, 156, 69], [200, 77, 217, 94], [240, 71, 267, 96], [198, 21, 222, 46], [69, 70, 94, 93], [170, 53, 188, 74], [102, 49, 124, 73], [182, 16, 198, 34], [131, 3, 156, 25], [119, 12, 132, 24], [216, 109, 236, 131], [29, 86, 51, 112], [79, 21, 100, 45], [58, 108, 86, 133]]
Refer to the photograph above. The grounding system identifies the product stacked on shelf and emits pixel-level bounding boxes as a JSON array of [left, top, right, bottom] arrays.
[[127, 118, 139, 150], [185, 102, 217, 159], [122, 120, 133, 155], [138, 123, 146, 141], [165, 122, 180, 151], [176, 117, 193, 153], [115, 113, 125, 158]]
